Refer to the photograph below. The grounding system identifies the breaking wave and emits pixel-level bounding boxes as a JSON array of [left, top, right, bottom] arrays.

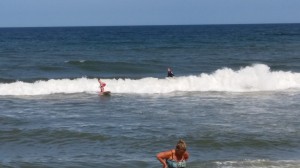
[[1, 64, 300, 95]]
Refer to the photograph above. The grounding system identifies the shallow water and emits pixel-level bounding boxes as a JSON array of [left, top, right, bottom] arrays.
[[1, 91, 299, 167]]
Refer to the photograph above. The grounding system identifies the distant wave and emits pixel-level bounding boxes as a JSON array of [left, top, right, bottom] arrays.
[[1, 64, 300, 96], [65, 60, 86, 64], [65, 60, 158, 73]]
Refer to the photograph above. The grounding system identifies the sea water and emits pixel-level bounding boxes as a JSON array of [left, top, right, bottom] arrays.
[[0, 24, 300, 168]]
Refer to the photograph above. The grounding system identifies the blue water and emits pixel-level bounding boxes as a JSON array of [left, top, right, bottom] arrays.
[[0, 24, 300, 168]]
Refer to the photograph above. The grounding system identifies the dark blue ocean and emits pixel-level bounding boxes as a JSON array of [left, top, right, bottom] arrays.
[[0, 24, 300, 168]]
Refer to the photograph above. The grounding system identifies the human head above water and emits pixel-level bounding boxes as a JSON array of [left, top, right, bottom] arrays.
[[175, 139, 187, 152]]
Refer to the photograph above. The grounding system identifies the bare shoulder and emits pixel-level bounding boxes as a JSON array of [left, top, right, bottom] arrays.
[[184, 151, 190, 159], [157, 149, 173, 159]]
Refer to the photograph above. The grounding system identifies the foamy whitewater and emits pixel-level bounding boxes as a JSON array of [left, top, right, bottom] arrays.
[[1, 64, 300, 95], [1, 25, 300, 168]]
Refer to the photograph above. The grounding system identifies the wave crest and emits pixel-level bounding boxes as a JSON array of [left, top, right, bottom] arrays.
[[1, 64, 300, 95]]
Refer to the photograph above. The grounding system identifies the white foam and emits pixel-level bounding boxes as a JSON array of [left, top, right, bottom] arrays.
[[1, 64, 300, 95], [214, 159, 300, 168]]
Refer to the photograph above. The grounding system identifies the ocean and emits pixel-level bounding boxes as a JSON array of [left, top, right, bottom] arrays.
[[0, 24, 300, 168]]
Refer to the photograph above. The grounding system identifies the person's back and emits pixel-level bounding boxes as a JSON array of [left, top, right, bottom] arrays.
[[167, 68, 174, 77], [98, 78, 106, 92]]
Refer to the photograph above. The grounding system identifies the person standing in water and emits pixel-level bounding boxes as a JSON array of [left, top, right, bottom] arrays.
[[156, 139, 189, 168], [98, 78, 106, 92], [167, 67, 174, 77]]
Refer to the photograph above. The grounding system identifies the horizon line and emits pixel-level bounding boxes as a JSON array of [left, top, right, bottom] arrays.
[[0, 22, 300, 29]]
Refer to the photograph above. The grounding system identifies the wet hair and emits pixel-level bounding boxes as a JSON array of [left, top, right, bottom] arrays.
[[175, 139, 187, 151]]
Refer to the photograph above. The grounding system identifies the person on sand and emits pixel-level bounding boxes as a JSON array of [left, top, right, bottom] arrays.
[[98, 78, 106, 92], [156, 139, 189, 168], [167, 68, 174, 77]]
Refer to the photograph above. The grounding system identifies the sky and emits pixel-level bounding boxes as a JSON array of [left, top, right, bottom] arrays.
[[1, 0, 300, 27]]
